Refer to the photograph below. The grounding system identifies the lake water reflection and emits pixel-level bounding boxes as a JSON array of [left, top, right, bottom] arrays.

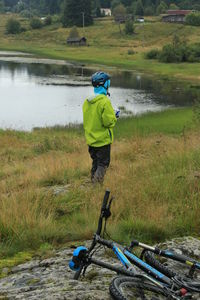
[[0, 59, 189, 131]]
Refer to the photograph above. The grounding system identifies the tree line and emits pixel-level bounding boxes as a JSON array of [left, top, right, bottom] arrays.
[[0, 0, 200, 27], [1, 0, 200, 15]]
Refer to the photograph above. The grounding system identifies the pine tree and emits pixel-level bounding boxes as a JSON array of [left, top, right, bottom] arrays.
[[135, 0, 144, 16], [62, 0, 93, 28], [0, 0, 4, 12]]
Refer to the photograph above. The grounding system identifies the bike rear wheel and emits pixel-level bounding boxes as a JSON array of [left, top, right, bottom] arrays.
[[144, 251, 200, 293], [109, 276, 169, 300]]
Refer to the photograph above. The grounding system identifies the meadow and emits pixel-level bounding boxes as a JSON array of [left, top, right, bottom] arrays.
[[0, 14, 200, 83], [0, 13, 200, 271], [0, 107, 200, 272]]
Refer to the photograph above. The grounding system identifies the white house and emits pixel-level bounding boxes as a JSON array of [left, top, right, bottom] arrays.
[[100, 8, 112, 16]]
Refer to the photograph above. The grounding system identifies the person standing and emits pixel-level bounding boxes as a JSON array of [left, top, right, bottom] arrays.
[[83, 71, 119, 183]]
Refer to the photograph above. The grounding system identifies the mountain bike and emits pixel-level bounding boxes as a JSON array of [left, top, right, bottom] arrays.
[[131, 240, 200, 280], [69, 190, 200, 299]]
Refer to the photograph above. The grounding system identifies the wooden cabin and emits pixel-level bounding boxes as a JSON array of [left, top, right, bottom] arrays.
[[162, 10, 194, 23], [66, 37, 87, 46]]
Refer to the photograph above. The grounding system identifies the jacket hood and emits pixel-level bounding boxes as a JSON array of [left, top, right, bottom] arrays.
[[87, 94, 105, 104]]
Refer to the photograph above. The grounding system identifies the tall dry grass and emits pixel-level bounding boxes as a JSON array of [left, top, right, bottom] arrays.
[[0, 109, 200, 258]]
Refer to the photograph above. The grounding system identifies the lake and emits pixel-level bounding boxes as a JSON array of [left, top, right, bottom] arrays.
[[0, 54, 191, 131]]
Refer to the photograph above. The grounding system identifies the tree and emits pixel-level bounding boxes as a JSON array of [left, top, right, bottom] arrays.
[[156, 1, 167, 14], [125, 19, 134, 34], [44, 15, 52, 26], [121, 0, 132, 6], [169, 3, 179, 10], [61, 0, 93, 27], [93, 0, 101, 17], [186, 13, 200, 26], [111, 0, 121, 11], [113, 4, 126, 34], [144, 5, 155, 15], [100, 0, 111, 7], [135, 0, 144, 16], [113, 3, 126, 17], [0, 0, 4, 12], [96, 6, 101, 17], [68, 26, 80, 38], [30, 17, 43, 29]]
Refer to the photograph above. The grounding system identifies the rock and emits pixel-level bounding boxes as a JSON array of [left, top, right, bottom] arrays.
[[0, 237, 199, 299]]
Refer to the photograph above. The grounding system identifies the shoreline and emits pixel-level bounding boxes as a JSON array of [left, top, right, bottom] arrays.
[[0, 49, 199, 86]]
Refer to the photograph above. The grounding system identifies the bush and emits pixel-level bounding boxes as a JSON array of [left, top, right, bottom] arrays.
[[158, 44, 183, 62], [145, 48, 159, 59], [68, 26, 79, 39], [44, 15, 52, 26], [52, 15, 61, 23], [5, 18, 21, 34], [20, 9, 33, 18], [30, 17, 43, 29], [186, 13, 200, 26], [146, 35, 200, 63], [125, 19, 134, 35], [127, 49, 135, 55]]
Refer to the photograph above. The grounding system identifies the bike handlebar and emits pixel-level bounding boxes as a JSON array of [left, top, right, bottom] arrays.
[[101, 190, 110, 212], [96, 189, 110, 236], [88, 190, 111, 253]]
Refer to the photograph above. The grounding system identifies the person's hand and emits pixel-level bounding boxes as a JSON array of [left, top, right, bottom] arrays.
[[115, 109, 120, 118]]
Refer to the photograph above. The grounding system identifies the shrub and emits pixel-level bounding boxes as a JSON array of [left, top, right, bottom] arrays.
[[44, 15, 52, 26], [52, 15, 61, 23], [145, 39, 200, 63], [30, 17, 43, 29], [186, 13, 200, 26], [158, 44, 182, 62], [68, 26, 80, 39], [125, 19, 134, 34], [145, 48, 159, 59], [127, 49, 135, 55], [158, 41, 200, 63], [20, 9, 33, 18], [5, 18, 21, 34]]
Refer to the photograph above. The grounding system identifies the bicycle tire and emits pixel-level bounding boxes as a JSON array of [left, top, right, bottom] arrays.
[[144, 251, 177, 279], [109, 276, 169, 300], [144, 251, 200, 293]]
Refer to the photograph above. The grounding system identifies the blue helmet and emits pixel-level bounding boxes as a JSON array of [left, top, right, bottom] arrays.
[[91, 71, 110, 88]]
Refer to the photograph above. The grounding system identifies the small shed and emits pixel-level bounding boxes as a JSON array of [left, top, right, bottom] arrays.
[[114, 14, 133, 24], [66, 37, 87, 46], [162, 10, 193, 23]]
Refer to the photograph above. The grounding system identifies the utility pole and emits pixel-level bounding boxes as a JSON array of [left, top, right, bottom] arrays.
[[82, 12, 85, 35]]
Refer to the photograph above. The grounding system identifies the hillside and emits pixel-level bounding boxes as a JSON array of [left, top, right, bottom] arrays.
[[0, 14, 200, 82]]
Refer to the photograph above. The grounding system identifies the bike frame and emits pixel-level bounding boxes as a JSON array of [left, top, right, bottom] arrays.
[[71, 190, 193, 298], [130, 240, 200, 275], [87, 234, 172, 289]]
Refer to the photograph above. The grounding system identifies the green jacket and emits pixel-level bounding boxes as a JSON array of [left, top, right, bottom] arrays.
[[83, 94, 117, 147]]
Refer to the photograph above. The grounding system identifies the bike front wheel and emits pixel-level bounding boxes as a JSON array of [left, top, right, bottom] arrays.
[[109, 276, 169, 300]]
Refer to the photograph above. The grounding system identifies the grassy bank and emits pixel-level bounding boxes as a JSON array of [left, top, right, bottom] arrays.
[[0, 107, 200, 266], [0, 14, 200, 83]]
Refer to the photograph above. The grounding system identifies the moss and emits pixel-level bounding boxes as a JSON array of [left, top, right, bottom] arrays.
[[0, 251, 33, 278], [27, 278, 41, 285]]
